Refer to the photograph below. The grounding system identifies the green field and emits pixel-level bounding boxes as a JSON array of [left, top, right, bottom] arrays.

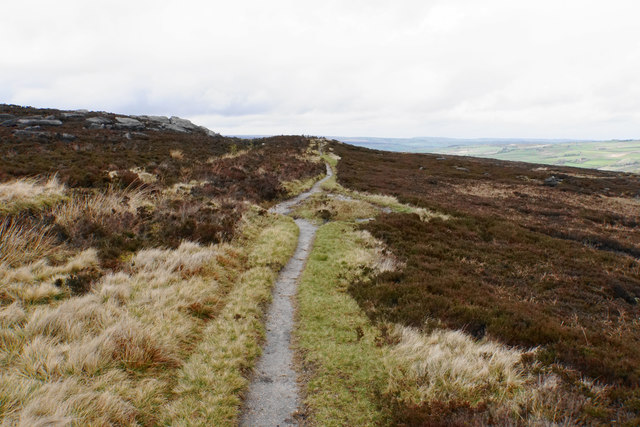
[[434, 140, 640, 173]]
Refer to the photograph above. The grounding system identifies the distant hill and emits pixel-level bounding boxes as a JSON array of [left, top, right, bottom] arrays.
[[331, 136, 640, 173]]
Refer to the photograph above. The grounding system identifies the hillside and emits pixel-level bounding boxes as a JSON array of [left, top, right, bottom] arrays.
[[1, 105, 639, 425]]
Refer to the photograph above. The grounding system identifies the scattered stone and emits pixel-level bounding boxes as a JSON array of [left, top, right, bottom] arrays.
[[0, 119, 17, 127], [86, 116, 112, 125], [61, 111, 87, 119], [162, 123, 190, 133], [436, 156, 447, 160], [419, 166, 424, 170], [137, 115, 170, 124], [543, 176, 562, 187], [59, 133, 77, 141], [169, 116, 197, 130], [24, 126, 42, 131], [114, 117, 144, 130], [17, 118, 62, 126], [13, 129, 51, 138], [454, 166, 470, 172]]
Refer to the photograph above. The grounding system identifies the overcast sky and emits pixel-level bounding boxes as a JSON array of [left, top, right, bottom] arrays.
[[2, 1, 639, 139]]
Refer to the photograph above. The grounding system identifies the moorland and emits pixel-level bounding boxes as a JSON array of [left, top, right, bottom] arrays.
[[1, 103, 639, 426]]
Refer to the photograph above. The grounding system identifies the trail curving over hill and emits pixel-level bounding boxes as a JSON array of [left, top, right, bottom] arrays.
[[240, 163, 332, 427]]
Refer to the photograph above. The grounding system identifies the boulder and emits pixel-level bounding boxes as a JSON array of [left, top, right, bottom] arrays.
[[17, 118, 62, 126], [162, 123, 190, 133], [86, 116, 113, 125], [61, 111, 87, 119], [59, 133, 77, 141], [169, 116, 197, 130], [13, 129, 51, 138], [543, 176, 562, 187], [137, 115, 170, 124], [1, 119, 17, 127], [115, 117, 144, 130]]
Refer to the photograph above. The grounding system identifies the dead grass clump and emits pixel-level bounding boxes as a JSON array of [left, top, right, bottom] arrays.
[[0, 249, 99, 304], [14, 378, 137, 426], [385, 326, 526, 405], [26, 295, 115, 342], [170, 149, 184, 160], [97, 319, 180, 371], [53, 187, 150, 230], [0, 218, 56, 268], [0, 175, 66, 214]]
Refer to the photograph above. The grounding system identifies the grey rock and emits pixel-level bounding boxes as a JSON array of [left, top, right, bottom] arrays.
[[61, 111, 87, 119], [59, 133, 77, 141], [0, 114, 15, 121], [87, 123, 105, 130], [454, 166, 470, 172], [24, 126, 42, 131], [436, 156, 447, 160], [13, 129, 51, 138], [1, 119, 17, 127], [86, 116, 112, 125], [114, 117, 144, 130], [169, 116, 197, 130], [137, 115, 170, 124], [162, 123, 190, 133], [544, 176, 562, 187], [17, 118, 62, 126]]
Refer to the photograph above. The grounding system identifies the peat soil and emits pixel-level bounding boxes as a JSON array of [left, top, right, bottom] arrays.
[[240, 163, 331, 426]]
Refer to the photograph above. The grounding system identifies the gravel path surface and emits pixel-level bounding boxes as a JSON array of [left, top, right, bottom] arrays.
[[240, 164, 331, 427]]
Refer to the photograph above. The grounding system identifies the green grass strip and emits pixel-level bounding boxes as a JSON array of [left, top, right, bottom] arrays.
[[295, 221, 390, 426]]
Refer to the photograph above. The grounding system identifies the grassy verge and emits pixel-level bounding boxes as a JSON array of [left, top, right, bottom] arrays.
[[0, 207, 298, 425], [320, 152, 448, 221], [162, 210, 299, 425], [295, 221, 391, 425], [282, 173, 326, 197]]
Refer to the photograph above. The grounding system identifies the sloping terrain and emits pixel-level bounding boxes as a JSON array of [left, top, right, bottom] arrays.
[[0, 105, 325, 425], [333, 142, 640, 424]]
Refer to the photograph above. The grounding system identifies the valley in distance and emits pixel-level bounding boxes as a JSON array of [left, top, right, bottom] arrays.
[[1, 103, 639, 425]]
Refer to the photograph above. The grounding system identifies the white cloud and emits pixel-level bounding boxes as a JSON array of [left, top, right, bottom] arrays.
[[1, 0, 639, 139]]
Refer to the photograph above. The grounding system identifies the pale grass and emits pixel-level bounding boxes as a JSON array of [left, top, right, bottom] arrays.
[[385, 326, 527, 406], [0, 249, 98, 304], [0, 219, 56, 268], [0, 175, 66, 214], [52, 187, 151, 229], [163, 212, 298, 426], [130, 167, 157, 184], [0, 236, 239, 425], [170, 148, 184, 159]]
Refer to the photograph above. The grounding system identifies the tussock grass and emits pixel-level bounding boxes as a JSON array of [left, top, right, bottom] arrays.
[[0, 219, 56, 268], [52, 187, 151, 230], [0, 249, 98, 304], [163, 210, 298, 425], [0, 235, 243, 425], [0, 175, 66, 215], [293, 193, 380, 223]]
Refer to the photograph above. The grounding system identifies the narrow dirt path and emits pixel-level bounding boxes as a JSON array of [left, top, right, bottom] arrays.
[[240, 163, 332, 427]]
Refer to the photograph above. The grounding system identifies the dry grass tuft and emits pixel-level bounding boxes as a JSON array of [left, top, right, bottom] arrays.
[[385, 325, 527, 406], [0, 175, 66, 214], [52, 187, 150, 230], [0, 219, 56, 268], [170, 149, 184, 160]]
